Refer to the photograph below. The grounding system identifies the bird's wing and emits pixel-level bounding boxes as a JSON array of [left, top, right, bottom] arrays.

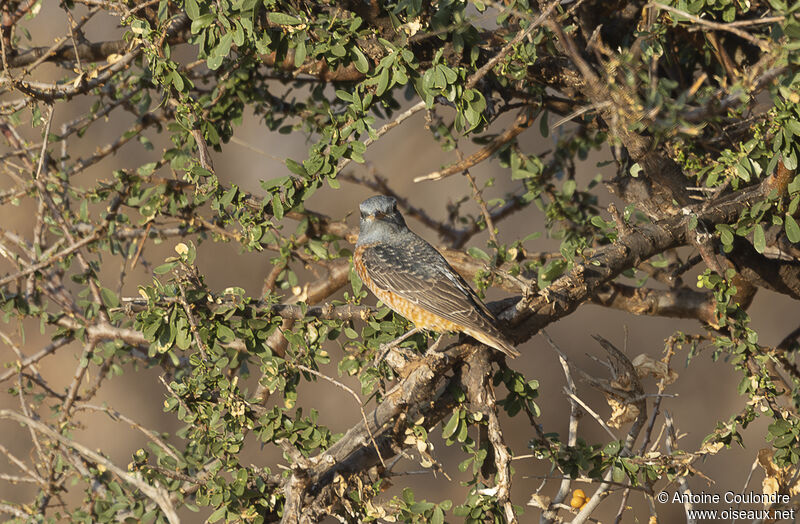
[[360, 242, 501, 335]]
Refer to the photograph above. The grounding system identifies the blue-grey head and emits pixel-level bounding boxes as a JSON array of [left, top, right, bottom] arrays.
[[357, 195, 408, 245]]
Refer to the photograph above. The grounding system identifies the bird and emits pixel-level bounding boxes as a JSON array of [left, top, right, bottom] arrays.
[[353, 195, 519, 357]]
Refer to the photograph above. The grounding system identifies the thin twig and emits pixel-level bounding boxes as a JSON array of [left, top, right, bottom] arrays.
[[337, 100, 427, 173], [563, 389, 618, 442], [465, 0, 560, 90], [414, 108, 533, 183], [294, 364, 386, 469], [73, 403, 181, 462], [0, 230, 101, 288], [665, 411, 695, 523], [652, 3, 772, 50], [0, 337, 72, 384], [540, 329, 580, 524], [0, 409, 180, 524], [176, 280, 209, 361], [461, 156, 499, 246], [58, 341, 97, 424], [0, 442, 45, 485]]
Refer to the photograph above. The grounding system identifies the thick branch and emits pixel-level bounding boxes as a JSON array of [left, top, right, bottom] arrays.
[[728, 237, 800, 300], [6, 39, 130, 69], [305, 343, 472, 495], [505, 166, 789, 338], [591, 282, 717, 324]]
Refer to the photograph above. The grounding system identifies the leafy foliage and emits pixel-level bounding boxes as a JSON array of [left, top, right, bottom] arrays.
[[0, 0, 799, 523]]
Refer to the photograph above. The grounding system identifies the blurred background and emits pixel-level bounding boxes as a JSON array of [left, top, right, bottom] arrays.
[[1, 3, 797, 522]]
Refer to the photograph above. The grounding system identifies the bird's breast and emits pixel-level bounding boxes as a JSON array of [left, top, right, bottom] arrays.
[[353, 245, 463, 333]]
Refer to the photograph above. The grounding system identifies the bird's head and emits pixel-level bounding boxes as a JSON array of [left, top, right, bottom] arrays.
[[357, 195, 408, 245]]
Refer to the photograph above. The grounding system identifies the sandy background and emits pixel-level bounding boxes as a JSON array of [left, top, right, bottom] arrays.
[[0, 4, 797, 522]]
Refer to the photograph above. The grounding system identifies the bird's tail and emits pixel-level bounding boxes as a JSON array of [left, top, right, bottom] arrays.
[[466, 328, 520, 358]]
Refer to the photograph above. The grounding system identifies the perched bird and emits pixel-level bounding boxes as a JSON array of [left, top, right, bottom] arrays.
[[354, 195, 519, 357]]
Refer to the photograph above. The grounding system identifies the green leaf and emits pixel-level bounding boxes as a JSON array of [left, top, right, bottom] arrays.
[[216, 324, 236, 343], [268, 12, 302, 25], [153, 262, 177, 274], [170, 71, 184, 92], [769, 419, 792, 436], [538, 259, 567, 285], [206, 53, 224, 70], [215, 32, 233, 59], [285, 158, 307, 176], [716, 224, 734, 246], [539, 110, 549, 137], [431, 506, 444, 524], [604, 440, 621, 455], [788, 174, 800, 195], [562, 179, 576, 197], [350, 267, 363, 295], [130, 19, 150, 35], [185, 0, 200, 19], [410, 501, 435, 513], [786, 214, 800, 243], [352, 46, 369, 73], [456, 418, 468, 442], [591, 215, 608, 229], [100, 287, 119, 308], [137, 162, 157, 176], [176, 317, 191, 350], [294, 40, 307, 67], [308, 239, 328, 259], [784, 149, 798, 170], [612, 465, 625, 483], [190, 14, 215, 33], [272, 193, 284, 220], [376, 67, 390, 96], [330, 43, 346, 57], [335, 90, 353, 102], [753, 224, 766, 253], [442, 412, 459, 439], [467, 246, 490, 262], [261, 175, 290, 190], [773, 432, 796, 448], [788, 119, 800, 137], [207, 506, 226, 523]]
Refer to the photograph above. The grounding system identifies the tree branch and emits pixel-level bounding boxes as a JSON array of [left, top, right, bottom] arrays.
[[0, 409, 180, 524]]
